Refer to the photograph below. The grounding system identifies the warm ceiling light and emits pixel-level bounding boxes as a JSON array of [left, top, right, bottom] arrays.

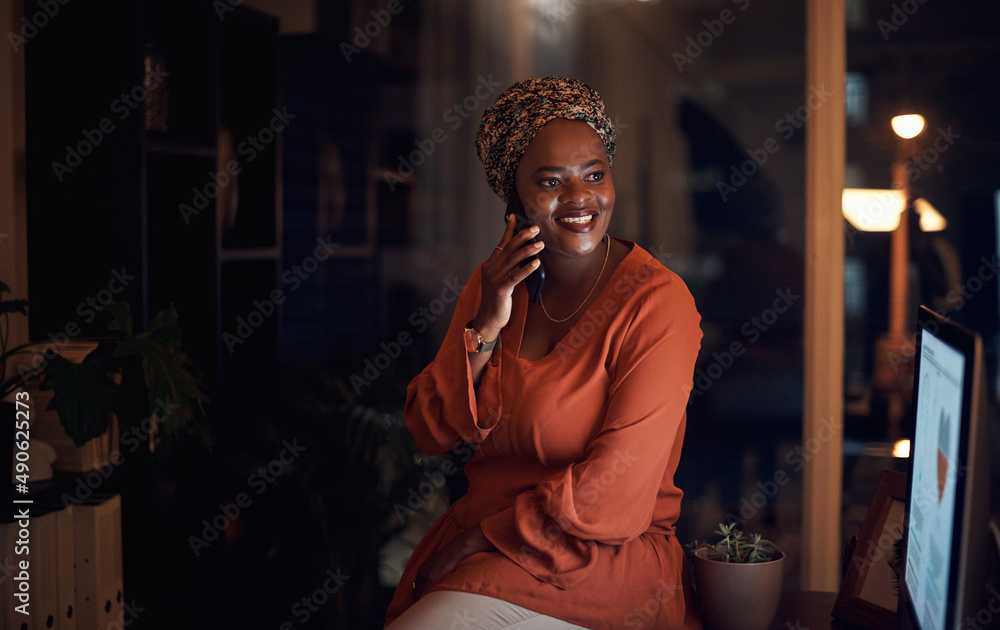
[[913, 197, 947, 232], [842, 188, 906, 231], [891, 114, 925, 139]]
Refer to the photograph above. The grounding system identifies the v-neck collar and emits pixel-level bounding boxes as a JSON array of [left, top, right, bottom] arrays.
[[510, 237, 636, 362]]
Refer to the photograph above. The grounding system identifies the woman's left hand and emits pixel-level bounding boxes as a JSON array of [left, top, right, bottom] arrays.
[[412, 524, 496, 601]]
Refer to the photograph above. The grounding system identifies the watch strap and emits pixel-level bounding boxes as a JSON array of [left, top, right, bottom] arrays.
[[464, 321, 498, 353]]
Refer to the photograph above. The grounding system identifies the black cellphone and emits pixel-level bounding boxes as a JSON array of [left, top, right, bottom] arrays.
[[505, 191, 545, 303]]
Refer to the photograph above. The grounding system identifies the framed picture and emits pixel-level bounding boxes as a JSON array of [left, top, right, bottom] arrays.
[[833, 469, 908, 629]]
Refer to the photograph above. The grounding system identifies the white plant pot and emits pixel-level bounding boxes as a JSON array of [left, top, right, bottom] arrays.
[[693, 546, 786, 630]]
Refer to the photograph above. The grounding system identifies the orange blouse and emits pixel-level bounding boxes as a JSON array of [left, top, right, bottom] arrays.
[[385, 239, 703, 630]]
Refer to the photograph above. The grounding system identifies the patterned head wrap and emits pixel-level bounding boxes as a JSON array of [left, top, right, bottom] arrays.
[[476, 76, 616, 202]]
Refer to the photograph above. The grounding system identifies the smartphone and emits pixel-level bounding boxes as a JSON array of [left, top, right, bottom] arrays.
[[505, 191, 545, 303]]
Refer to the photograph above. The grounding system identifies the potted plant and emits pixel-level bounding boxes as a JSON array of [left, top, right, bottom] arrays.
[[688, 522, 786, 630], [0, 279, 210, 453]]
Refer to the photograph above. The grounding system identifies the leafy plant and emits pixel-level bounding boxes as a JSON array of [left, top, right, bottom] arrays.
[[0, 280, 30, 400], [688, 522, 781, 564], [210, 364, 426, 630], [0, 279, 210, 450]]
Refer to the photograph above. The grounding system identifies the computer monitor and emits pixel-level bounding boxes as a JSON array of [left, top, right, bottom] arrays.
[[899, 307, 993, 629]]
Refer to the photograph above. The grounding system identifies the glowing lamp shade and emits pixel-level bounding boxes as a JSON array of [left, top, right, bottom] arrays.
[[891, 114, 925, 139], [913, 197, 947, 232], [842, 188, 906, 231], [892, 439, 911, 459]]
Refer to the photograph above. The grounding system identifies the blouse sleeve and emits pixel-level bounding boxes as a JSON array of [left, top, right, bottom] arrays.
[[479, 276, 702, 589], [404, 265, 506, 455]]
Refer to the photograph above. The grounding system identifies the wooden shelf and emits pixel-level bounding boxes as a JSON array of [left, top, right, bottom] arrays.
[[23, 1, 281, 625]]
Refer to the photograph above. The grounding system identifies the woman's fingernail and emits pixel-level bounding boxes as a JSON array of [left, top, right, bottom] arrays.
[[530, 226, 540, 235]]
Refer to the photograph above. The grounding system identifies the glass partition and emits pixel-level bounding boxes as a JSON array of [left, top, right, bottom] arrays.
[[272, 0, 813, 623], [842, 0, 1000, 546], [413, 0, 810, 591]]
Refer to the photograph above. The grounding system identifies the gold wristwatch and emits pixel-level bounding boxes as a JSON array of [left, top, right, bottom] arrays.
[[463, 322, 498, 353]]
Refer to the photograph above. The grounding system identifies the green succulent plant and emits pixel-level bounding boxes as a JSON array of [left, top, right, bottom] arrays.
[[688, 522, 782, 564]]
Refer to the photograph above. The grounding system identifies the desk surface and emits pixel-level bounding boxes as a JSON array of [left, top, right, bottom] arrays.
[[771, 591, 864, 630]]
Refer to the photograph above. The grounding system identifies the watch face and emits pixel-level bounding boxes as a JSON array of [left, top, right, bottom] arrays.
[[464, 328, 481, 353]]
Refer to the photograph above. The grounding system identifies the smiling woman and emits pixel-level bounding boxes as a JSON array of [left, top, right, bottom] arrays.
[[384, 77, 704, 630], [512, 119, 620, 338]]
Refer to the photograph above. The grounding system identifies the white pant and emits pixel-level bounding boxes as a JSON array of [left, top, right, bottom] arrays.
[[386, 590, 594, 630]]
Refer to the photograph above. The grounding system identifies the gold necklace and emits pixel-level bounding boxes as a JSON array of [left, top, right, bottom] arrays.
[[539, 234, 610, 323]]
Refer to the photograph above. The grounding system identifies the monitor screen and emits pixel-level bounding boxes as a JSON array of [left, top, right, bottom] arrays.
[[900, 307, 991, 630], [905, 327, 965, 628]]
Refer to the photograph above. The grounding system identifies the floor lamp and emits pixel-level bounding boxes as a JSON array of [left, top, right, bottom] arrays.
[[842, 114, 947, 438]]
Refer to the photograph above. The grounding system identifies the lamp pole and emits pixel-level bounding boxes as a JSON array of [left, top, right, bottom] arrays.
[[874, 114, 924, 439], [888, 159, 910, 339]]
